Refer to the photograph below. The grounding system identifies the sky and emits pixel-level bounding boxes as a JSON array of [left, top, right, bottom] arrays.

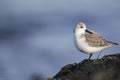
[[0, 0, 120, 14]]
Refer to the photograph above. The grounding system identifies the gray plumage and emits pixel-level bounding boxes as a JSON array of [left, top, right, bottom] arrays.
[[85, 29, 118, 47]]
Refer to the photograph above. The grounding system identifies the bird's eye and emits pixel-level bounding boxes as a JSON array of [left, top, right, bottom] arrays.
[[80, 26, 83, 28]]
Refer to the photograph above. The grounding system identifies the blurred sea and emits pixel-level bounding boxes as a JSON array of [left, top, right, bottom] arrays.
[[0, 0, 120, 80]]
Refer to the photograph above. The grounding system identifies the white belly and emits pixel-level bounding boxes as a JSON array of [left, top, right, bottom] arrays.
[[75, 37, 108, 54]]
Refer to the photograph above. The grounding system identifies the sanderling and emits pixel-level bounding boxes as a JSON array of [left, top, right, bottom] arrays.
[[73, 22, 118, 59]]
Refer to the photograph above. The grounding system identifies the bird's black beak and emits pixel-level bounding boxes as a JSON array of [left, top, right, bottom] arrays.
[[86, 29, 93, 34]]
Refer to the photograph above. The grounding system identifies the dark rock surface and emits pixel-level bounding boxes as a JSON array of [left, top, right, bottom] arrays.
[[48, 54, 120, 80]]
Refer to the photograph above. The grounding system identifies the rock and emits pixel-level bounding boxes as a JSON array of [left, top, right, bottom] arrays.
[[30, 74, 45, 80], [48, 54, 120, 80]]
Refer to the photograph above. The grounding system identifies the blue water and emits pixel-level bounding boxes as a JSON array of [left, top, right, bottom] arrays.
[[0, 0, 120, 80]]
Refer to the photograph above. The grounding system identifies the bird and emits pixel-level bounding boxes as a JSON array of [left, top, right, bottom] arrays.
[[73, 22, 118, 59]]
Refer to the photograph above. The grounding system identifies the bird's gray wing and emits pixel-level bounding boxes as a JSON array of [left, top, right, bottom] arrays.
[[85, 29, 111, 47]]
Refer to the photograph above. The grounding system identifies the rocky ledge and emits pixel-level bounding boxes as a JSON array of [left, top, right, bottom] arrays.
[[48, 54, 120, 80]]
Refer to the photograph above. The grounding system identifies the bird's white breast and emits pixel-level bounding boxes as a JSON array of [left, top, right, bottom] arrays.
[[74, 35, 107, 54]]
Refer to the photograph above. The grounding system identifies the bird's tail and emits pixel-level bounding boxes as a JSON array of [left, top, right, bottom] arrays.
[[109, 41, 119, 45]]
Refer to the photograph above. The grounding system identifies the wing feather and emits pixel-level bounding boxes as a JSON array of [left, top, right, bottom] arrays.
[[85, 29, 111, 47]]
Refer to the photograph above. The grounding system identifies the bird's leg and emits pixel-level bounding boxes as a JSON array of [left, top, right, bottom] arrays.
[[88, 54, 93, 60], [97, 50, 103, 59]]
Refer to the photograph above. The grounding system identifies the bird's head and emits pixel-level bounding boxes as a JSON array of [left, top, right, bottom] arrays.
[[73, 22, 87, 35]]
